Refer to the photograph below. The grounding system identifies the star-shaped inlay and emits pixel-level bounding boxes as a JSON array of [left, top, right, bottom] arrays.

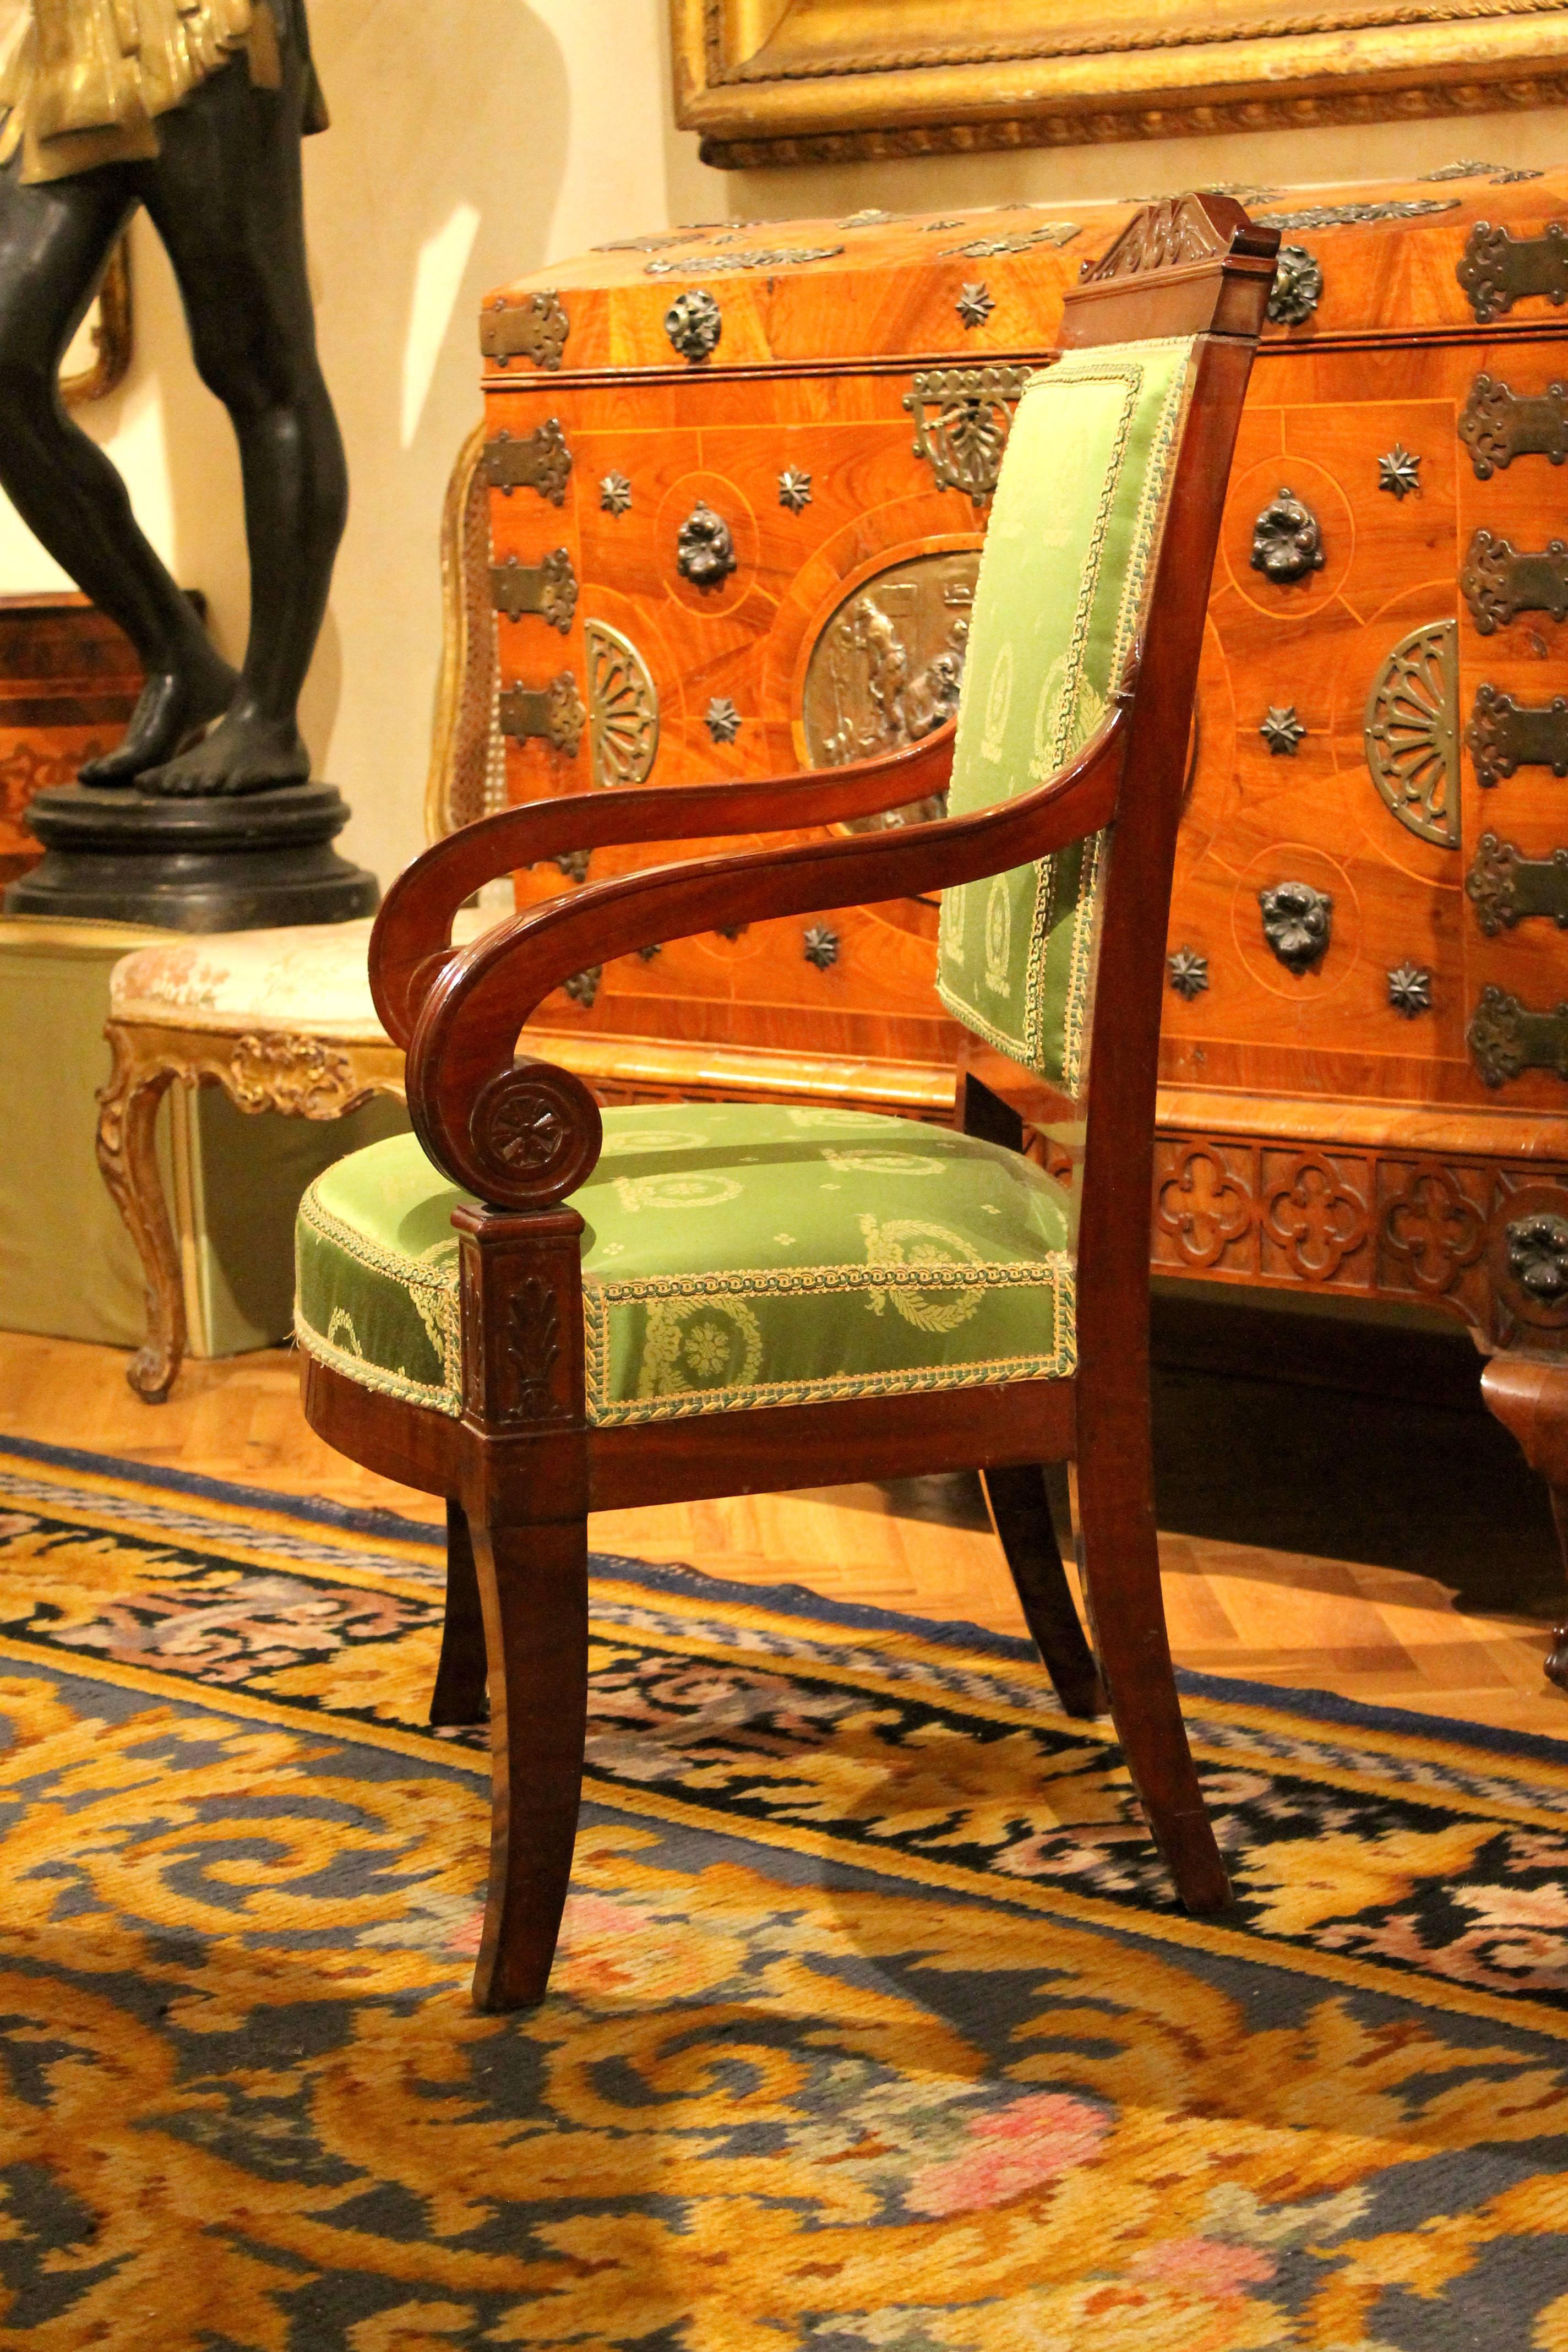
[[1387, 961, 1432, 1016], [600, 472, 633, 515], [1259, 705, 1306, 756], [956, 282, 995, 329], [705, 697, 742, 744], [778, 467, 813, 513], [803, 924, 841, 971], [1378, 444, 1421, 499], [1168, 947, 1210, 1000]]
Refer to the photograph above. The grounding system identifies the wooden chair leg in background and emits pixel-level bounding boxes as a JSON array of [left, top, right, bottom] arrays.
[[983, 1463, 1106, 1718], [1074, 1429, 1232, 1914], [429, 1500, 488, 1726], [466, 1513, 590, 2012], [1480, 1352, 1568, 1693], [94, 1041, 187, 1404]]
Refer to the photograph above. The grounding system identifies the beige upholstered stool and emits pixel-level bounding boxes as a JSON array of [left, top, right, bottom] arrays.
[[97, 424, 504, 1401], [98, 910, 509, 1400]]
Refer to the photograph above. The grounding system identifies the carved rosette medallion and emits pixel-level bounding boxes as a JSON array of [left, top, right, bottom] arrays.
[[677, 502, 738, 592], [1265, 245, 1322, 326], [585, 622, 658, 788], [664, 288, 723, 363], [1259, 880, 1332, 973], [467, 1063, 603, 1208], [904, 367, 1030, 507], [1364, 619, 1460, 849], [1251, 488, 1325, 585]]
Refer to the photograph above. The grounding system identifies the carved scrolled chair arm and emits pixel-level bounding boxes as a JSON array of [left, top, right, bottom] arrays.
[[373, 722, 958, 1049], [404, 700, 1130, 1211]]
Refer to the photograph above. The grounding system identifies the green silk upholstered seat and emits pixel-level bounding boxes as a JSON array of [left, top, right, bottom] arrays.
[[297, 333, 1195, 1424], [296, 1103, 1074, 1425]]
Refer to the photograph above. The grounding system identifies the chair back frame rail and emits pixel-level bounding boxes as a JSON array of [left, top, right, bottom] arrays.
[[300, 196, 1280, 2011]]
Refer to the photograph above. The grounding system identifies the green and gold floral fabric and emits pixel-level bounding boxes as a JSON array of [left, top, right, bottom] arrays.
[[295, 1102, 1074, 1424], [937, 337, 1196, 1095]]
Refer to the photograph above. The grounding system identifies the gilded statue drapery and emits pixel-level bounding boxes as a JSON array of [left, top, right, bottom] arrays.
[[0, 0, 326, 183]]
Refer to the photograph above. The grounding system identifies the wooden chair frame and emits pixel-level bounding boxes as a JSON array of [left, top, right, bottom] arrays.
[[302, 198, 1280, 2011]]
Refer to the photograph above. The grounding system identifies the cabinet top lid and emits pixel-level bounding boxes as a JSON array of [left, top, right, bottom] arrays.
[[480, 165, 1568, 379]]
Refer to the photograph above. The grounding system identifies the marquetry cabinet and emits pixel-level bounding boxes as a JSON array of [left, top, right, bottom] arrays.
[[0, 593, 145, 889], [477, 168, 1568, 1615]]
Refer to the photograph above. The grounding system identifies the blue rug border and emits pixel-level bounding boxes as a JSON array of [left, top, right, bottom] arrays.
[[4, 1428, 1566, 1771]]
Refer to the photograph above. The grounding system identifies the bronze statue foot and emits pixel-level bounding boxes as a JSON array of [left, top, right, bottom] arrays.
[[78, 653, 238, 789], [140, 713, 312, 798]]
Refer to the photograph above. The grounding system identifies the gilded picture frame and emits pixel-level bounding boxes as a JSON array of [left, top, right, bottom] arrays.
[[61, 239, 133, 408], [671, 0, 1568, 165]]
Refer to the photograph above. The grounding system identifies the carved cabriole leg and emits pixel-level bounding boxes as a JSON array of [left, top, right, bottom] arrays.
[[452, 1202, 591, 2012], [1480, 1353, 1568, 1693], [95, 1028, 187, 1404], [429, 1500, 488, 1727]]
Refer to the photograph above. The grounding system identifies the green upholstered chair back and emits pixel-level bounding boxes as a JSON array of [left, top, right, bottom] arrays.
[[937, 336, 1197, 1098]]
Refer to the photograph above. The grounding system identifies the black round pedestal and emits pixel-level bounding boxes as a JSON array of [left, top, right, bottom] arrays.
[[3, 782, 379, 932]]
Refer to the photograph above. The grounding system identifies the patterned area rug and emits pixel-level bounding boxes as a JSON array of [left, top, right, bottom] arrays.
[[3, 1436, 1568, 2351]]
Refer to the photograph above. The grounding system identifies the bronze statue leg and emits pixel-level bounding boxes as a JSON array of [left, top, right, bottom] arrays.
[[136, 50, 347, 799], [95, 1032, 188, 1403], [0, 160, 236, 785]]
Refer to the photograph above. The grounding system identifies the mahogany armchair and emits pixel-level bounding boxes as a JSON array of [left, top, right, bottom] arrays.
[[295, 197, 1281, 2011]]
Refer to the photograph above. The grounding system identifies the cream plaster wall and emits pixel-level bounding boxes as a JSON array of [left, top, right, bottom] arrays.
[[0, 1, 1564, 886]]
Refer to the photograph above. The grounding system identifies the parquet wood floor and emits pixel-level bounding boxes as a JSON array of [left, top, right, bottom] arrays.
[[2, 1325, 1564, 1740]]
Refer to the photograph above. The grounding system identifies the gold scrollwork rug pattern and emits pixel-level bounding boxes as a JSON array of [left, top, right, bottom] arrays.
[[2, 1434, 1568, 2349]]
